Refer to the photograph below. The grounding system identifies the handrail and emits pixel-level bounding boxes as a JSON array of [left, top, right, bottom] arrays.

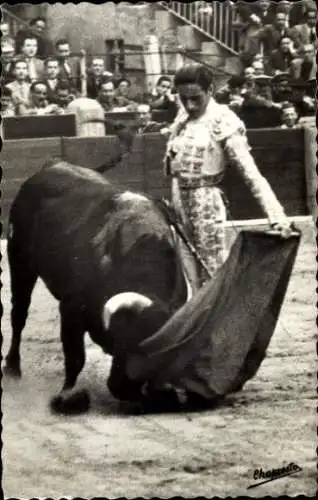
[[159, 1, 239, 55]]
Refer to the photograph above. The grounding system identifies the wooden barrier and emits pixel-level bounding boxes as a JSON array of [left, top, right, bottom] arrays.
[[2, 114, 76, 140], [1, 128, 309, 234]]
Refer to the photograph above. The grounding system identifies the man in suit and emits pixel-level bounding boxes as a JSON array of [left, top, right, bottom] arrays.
[[43, 56, 63, 103], [6, 58, 32, 109], [291, 8, 317, 49], [19, 33, 45, 82], [290, 44, 317, 81], [55, 38, 82, 92], [268, 37, 298, 75], [1, 39, 16, 85], [135, 104, 167, 134], [86, 57, 113, 99], [255, 12, 300, 56]]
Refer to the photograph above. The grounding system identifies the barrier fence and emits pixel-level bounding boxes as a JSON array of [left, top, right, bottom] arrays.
[[1, 128, 310, 233]]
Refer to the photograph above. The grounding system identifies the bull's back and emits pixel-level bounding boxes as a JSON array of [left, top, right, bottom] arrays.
[[8, 162, 120, 299]]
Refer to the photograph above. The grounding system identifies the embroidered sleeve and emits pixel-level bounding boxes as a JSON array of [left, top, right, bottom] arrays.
[[224, 131, 287, 224]]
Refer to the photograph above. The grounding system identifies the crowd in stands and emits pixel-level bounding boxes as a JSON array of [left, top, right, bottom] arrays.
[[1, 2, 316, 132], [218, 0, 317, 128]]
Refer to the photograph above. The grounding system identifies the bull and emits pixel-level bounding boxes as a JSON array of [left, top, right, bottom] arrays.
[[4, 161, 190, 413]]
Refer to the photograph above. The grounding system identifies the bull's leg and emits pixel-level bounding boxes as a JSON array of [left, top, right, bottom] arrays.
[[4, 240, 37, 378], [50, 303, 89, 414]]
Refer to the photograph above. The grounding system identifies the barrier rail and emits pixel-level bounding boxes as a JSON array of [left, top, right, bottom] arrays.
[[1, 128, 309, 233]]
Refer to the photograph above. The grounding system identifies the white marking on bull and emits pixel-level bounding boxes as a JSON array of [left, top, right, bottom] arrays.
[[103, 292, 153, 330]]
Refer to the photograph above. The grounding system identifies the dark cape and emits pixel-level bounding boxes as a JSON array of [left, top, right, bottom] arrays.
[[122, 230, 300, 399]]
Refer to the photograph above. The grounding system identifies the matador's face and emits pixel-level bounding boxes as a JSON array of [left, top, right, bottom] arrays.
[[177, 83, 210, 120]]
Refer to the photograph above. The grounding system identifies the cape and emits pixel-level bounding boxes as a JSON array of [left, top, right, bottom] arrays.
[[125, 230, 300, 399]]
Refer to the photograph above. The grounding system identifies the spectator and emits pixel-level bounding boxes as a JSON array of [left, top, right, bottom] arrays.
[[44, 56, 62, 102], [1, 20, 15, 45], [268, 36, 297, 75], [2, 86, 16, 117], [17, 80, 61, 116], [276, 0, 295, 28], [234, 0, 275, 64], [290, 44, 317, 81], [115, 77, 137, 109], [148, 76, 178, 117], [271, 73, 294, 102], [97, 79, 124, 112], [15, 17, 54, 59], [280, 102, 300, 128], [6, 58, 31, 109], [243, 66, 256, 89], [270, 72, 314, 117], [255, 12, 300, 57], [291, 8, 317, 49], [135, 104, 167, 133], [55, 38, 81, 91], [86, 57, 112, 99], [215, 75, 246, 108], [252, 60, 266, 76], [1, 39, 16, 85], [54, 81, 76, 111], [19, 33, 45, 82]]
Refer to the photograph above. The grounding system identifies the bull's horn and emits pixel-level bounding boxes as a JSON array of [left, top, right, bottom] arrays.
[[103, 292, 153, 330]]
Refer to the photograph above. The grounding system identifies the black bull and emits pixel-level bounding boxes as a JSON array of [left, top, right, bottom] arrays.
[[4, 161, 189, 413]]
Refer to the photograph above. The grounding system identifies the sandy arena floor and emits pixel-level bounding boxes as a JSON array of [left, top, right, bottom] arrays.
[[1, 221, 316, 498]]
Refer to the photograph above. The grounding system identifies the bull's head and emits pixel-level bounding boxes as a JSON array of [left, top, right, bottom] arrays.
[[103, 292, 170, 354]]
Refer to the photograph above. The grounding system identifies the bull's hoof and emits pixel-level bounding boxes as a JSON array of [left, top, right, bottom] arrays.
[[50, 389, 90, 415], [3, 362, 22, 379]]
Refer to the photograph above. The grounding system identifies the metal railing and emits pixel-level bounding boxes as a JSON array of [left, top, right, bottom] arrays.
[[159, 1, 239, 54]]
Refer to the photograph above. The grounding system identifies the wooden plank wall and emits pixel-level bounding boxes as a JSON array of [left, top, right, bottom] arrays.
[[1, 129, 308, 234]]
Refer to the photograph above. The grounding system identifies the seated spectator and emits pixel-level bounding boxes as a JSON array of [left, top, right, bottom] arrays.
[[114, 77, 138, 110], [54, 81, 76, 111], [243, 66, 256, 91], [17, 80, 61, 116], [254, 12, 300, 57], [135, 104, 167, 133], [44, 56, 63, 102], [1, 86, 16, 117], [19, 32, 45, 82], [276, 0, 296, 28], [271, 72, 314, 117], [86, 57, 113, 99], [148, 76, 178, 117], [15, 17, 54, 60], [290, 43, 316, 81], [252, 60, 266, 76], [1, 20, 15, 46], [97, 78, 128, 112], [268, 36, 298, 75], [280, 102, 300, 128], [1, 39, 16, 85], [215, 75, 246, 108], [291, 8, 317, 49], [55, 38, 82, 92], [253, 74, 274, 101], [6, 58, 32, 108]]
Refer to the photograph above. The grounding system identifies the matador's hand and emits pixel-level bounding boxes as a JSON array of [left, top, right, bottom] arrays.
[[270, 220, 294, 239]]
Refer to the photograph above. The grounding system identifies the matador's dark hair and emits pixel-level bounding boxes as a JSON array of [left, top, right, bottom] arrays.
[[174, 63, 213, 91]]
